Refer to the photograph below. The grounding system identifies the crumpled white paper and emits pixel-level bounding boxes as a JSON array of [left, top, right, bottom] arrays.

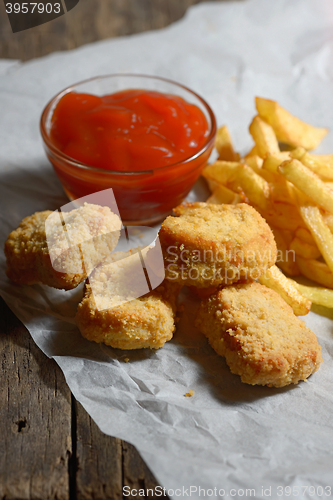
[[1, 1, 333, 497]]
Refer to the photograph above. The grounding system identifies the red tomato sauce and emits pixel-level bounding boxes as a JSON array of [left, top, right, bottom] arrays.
[[46, 88, 215, 224], [50, 89, 210, 172]]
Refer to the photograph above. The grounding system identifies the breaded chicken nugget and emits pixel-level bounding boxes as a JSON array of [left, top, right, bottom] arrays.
[[160, 202, 277, 288], [195, 282, 322, 387], [76, 251, 180, 349], [5, 203, 121, 290]]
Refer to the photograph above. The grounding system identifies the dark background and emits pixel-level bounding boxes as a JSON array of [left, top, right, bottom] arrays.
[[0, 0, 228, 61]]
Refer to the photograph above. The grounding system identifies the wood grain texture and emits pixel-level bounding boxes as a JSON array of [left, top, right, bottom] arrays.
[[0, 0, 226, 61], [0, 297, 72, 500], [0, 292, 168, 499], [75, 400, 168, 499], [75, 401, 123, 500], [122, 442, 169, 498]]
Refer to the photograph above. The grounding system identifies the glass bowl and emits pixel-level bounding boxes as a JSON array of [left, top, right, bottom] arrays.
[[40, 74, 216, 225]]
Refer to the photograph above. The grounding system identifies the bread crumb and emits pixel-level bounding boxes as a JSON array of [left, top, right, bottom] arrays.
[[184, 390, 194, 397], [195, 282, 323, 387]]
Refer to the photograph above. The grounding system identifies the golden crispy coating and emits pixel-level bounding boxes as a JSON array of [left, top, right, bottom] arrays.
[[76, 259, 181, 349], [195, 282, 322, 387], [159, 202, 277, 288], [5, 203, 121, 290]]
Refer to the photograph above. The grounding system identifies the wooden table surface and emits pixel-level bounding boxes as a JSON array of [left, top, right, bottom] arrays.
[[0, 1, 230, 498]]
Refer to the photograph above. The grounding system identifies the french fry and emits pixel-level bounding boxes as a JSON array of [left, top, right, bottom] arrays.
[[206, 184, 242, 205], [300, 154, 333, 180], [289, 147, 306, 160], [296, 256, 333, 289], [260, 170, 284, 185], [275, 226, 294, 247], [269, 178, 295, 204], [299, 205, 333, 274], [290, 147, 333, 180], [289, 236, 321, 260], [292, 282, 333, 309], [262, 152, 290, 174], [243, 145, 259, 158], [322, 212, 333, 233], [262, 154, 281, 174], [203, 97, 333, 294], [251, 159, 283, 184], [203, 161, 270, 211], [255, 97, 328, 150], [259, 265, 311, 316], [204, 175, 220, 193], [295, 227, 317, 246], [261, 200, 305, 231], [279, 159, 333, 214], [202, 161, 241, 185], [271, 226, 300, 276], [316, 154, 333, 165], [215, 126, 240, 161], [249, 115, 280, 158], [287, 183, 312, 207], [227, 164, 270, 210], [243, 154, 263, 172]]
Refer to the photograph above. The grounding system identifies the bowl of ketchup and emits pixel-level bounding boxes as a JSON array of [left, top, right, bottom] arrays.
[[41, 74, 216, 225]]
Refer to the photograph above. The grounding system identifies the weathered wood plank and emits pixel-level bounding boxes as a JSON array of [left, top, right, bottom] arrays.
[[0, 297, 72, 500], [0, 0, 224, 61], [122, 442, 169, 499], [74, 399, 169, 499], [75, 400, 122, 500]]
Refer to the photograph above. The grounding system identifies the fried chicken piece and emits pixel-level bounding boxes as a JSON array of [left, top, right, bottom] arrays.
[[5, 203, 121, 290], [75, 248, 181, 349], [195, 282, 322, 387], [159, 202, 277, 288]]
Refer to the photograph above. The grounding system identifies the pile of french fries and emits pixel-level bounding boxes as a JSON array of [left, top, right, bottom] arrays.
[[203, 97, 333, 314]]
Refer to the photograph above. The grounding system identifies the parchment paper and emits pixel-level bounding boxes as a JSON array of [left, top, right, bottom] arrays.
[[1, 1, 333, 497]]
